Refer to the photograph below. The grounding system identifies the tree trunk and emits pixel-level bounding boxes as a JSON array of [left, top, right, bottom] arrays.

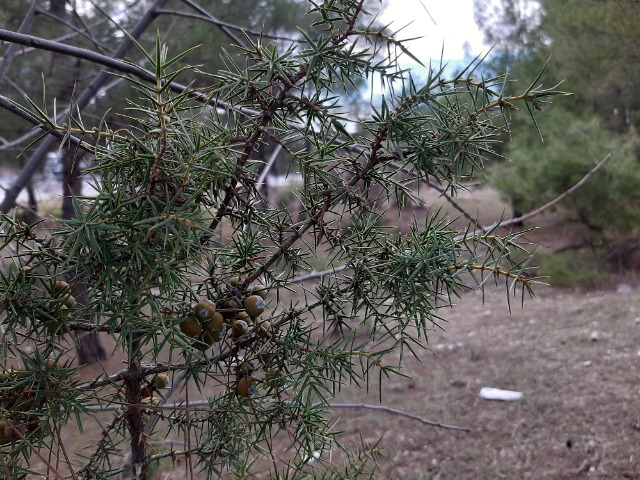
[[49, 0, 66, 16], [61, 146, 81, 218], [62, 147, 107, 363], [73, 277, 107, 364], [26, 181, 37, 213]]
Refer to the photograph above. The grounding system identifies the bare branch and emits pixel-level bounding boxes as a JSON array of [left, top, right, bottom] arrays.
[[0, 76, 130, 152], [389, 160, 481, 227], [455, 152, 614, 242], [0, 29, 152, 81], [83, 399, 471, 432], [0, 0, 172, 214], [0, 31, 171, 153], [288, 265, 350, 284], [156, 8, 301, 43], [493, 152, 614, 230], [178, 0, 249, 47], [0, 95, 92, 150], [147, 449, 189, 464], [5, 18, 110, 60], [285, 152, 615, 285], [3, 419, 66, 479], [54, 422, 80, 480], [256, 145, 282, 194], [36, 7, 113, 56], [328, 403, 471, 432], [0, 0, 43, 84], [0, 26, 244, 115], [3, 0, 144, 63]]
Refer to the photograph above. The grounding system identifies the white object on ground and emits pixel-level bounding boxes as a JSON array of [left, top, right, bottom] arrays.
[[479, 387, 524, 402], [303, 450, 321, 465], [617, 283, 633, 294]]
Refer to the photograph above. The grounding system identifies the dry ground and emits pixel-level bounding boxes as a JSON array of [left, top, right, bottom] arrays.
[[333, 281, 640, 479]]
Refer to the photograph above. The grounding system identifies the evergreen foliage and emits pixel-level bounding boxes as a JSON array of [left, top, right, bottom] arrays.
[[0, 1, 563, 478]]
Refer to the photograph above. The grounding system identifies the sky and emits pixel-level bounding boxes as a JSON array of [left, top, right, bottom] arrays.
[[380, 0, 489, 66]]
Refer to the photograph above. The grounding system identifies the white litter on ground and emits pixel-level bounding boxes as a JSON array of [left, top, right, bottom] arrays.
[[479, 387, 524, 402]]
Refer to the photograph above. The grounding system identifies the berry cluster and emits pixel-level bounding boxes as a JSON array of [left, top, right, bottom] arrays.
[[179, 280, 271, 352], [0, 360, 62, 445]]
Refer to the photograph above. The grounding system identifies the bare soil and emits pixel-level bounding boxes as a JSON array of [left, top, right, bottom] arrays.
[[332, 281, 640, 479]]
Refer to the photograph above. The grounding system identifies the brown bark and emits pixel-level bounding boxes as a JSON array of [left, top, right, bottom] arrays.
[[124, 337, 147, 480], [61, 142, 107, 365], [49, 0, 66, 16]]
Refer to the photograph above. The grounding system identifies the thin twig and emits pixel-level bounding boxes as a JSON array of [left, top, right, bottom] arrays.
[[0, 95, 93, 151], [0, 29, 150, 79], [83, 399, 470, 432], [55, 422, 79, 480], [0, 0, 42, 83], [0, 1, 141, 62], [147, 449, 189, 464], [288, 265, 350, 284], [243, 144, 283, 233], [0, 17, 177, 155], [35, 8, 112, 55], [0, 28, 240, 115], [454, 152, 614, 241], [4, 419, 66, 480], [179, 0, 248, 47], [493, 152, 614, 230], [155, 9, 301, 43], [390, 160, 480, 227], [328, 403, 471, 432], [0, 445, 12, 478], [282, 152, 615, 285], [76, 411, 125, 478], [256, 145, 283, 195]]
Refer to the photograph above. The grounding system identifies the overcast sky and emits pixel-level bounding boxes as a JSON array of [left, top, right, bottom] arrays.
[[380, 0, 489, 65]]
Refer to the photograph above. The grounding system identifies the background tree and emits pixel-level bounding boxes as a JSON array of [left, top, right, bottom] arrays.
[[474, 0, 640, 256], [491, 108, 640, 244], [541, 0, 640, 131]]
